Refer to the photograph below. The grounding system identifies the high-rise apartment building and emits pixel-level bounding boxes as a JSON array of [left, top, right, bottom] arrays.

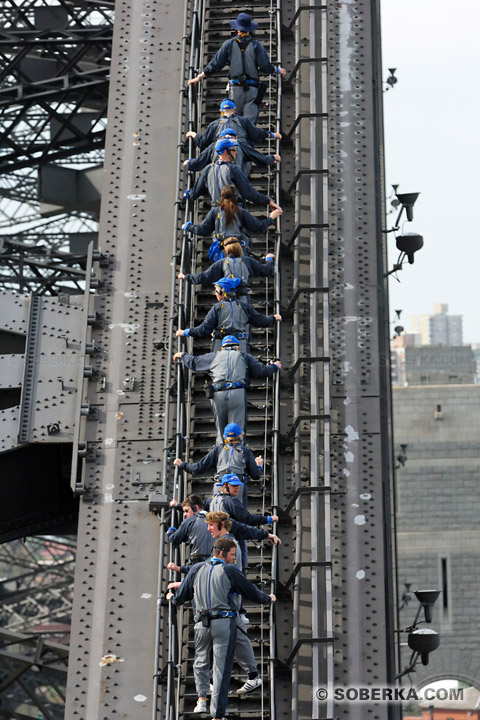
[[411, 303, 463, 346]]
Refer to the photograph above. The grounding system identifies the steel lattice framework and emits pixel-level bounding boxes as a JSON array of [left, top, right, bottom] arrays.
[[0, 537, 75, 720], [0, 0, 113, 294], [0, 537, 75, 633], [0, 3, 110, 717]]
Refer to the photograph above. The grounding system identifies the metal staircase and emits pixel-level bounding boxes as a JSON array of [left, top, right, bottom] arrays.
[[159, 1, 285, 718]]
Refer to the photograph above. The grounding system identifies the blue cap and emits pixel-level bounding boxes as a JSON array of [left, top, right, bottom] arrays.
[[219, 127, 238, 138], [215, 138, 239, 154], [224, 423, 243, 438], [222, 473, 244, 486], [214, 277, 241, 292], [220, 99, 236, 111], [221, 335, 240, 347]]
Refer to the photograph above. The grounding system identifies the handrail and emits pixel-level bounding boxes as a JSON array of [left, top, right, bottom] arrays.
[[269, 0, 282, 717], [151, 0, 205, 717]]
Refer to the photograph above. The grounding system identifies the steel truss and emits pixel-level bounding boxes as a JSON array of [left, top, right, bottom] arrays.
[[0, 537, 74, 720], [0, 234, 90, 294], [0, 0, 113, 294], [0, 0, 113, 170]]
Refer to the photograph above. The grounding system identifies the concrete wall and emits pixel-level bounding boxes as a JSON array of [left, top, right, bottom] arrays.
[[405, 346, 474, 385], [393, 385, 480, 687]]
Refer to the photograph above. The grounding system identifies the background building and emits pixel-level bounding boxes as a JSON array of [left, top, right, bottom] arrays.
[[411, 304, 463, 346], [393, 383, 480, 687], [391, 333, 422, 385], [404, 346, 475, 385]]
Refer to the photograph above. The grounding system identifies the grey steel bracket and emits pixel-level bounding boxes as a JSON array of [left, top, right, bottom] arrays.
[[286, 168, 328, 196], [89, 274, 107, 292], [285, 561, 333, 590], [148, 493, 170, 513], [85, 341, 101, 355], [92, 250, 113, 268], [271, 656, 292, 674], [285, 223, 329, 249], [286, 56, 328, 85], [81, 403, 98, 420], [78, 442, 96, 462], [275, 506, 293, 525], [70, 242, 99, 495], [123, 377, 136, 392], [283, 285, 329, 316], [87, 312, 104, 328], [286, 112, 328, 139], [272, 580, 293, 600], [131, 460, 162, 487], [285, 637, 334, 669], [288, 356, 330, 379], [83, 365, 101, 381], [285, 4, 328, 32], [284, 485, 332, 515], [282, 413, 331, 444]]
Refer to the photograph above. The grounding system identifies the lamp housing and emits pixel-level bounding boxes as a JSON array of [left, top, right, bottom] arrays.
[[415, 589, 441, 623], [396, 192, 420, 221], [396, 232, 424, 264], [408, 628, 440, 665]]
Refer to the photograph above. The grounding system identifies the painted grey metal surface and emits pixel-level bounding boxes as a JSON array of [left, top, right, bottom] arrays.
[[281, 2, 335, 718], [0, 289, 84, 452], [64, 0, 183, 716], [327, 2, 396, 719]]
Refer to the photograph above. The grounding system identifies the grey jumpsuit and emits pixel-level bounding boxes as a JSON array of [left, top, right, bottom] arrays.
[[221, 532, 258, 678], [167, 510, 213, 567], [185, 297, 275, 353], [180, 347, 279, 443], [201, 36, 280, 123], [171, 558, 271, 718]]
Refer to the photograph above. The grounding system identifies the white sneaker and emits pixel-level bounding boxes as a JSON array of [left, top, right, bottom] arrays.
[[236, 675, 262, 694], [194, 698, 207, 712]]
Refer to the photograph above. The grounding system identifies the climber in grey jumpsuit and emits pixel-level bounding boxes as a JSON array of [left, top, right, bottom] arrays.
[[174, 422, 265, 507], [185, 98, 282, 156], [176, 276, 281, 353], [166, 498, 213, 567], [173, 335, 281, 444], [205, 511, 280, 694], [187, 13, 287, 124], [205, 473, 279, 570], [183, 138, 282, 210], [184, 99, 282, 176], [178, 236, 276, 307], [167, 537, 275, 719]]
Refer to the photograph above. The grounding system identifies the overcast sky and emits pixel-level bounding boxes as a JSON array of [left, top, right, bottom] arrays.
[[381, 0, 480, 344]]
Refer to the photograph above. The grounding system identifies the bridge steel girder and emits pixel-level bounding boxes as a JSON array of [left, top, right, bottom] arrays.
[[61, 2, 397, 720], [327, 1, 397, 716], [274, 1, 397, 719], [63, 0, 183, 717]]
